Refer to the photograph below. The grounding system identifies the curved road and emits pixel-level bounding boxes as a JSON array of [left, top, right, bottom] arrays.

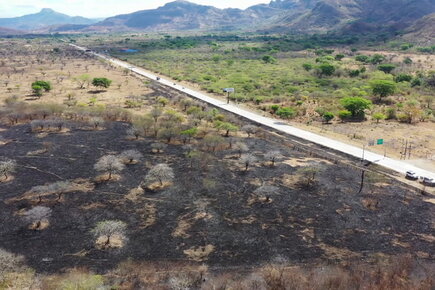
[[70, 44, 435, 181]]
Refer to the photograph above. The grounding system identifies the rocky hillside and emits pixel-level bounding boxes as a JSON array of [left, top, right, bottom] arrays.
[[0, 27, 25, 36], [270, 0, 435, 32], [399, 13, 435, 45], [89, 1, 266, 32], [82, 0, 435, 34], [3, 0, 434, 36], [0, 8, 98, 31]]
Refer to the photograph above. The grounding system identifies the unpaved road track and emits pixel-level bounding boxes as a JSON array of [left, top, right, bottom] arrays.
[[69, 43, 435, 181]]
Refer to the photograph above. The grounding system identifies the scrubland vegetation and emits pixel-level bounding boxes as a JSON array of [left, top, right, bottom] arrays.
[[74, 34, 435, 166], [0, 36, 434, 288]]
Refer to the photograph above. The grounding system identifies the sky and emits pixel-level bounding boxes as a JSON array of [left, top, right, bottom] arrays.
[[0, 0, 271, 18]]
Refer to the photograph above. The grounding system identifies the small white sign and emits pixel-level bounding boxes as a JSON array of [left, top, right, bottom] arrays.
[[223, 88, 235, 93]]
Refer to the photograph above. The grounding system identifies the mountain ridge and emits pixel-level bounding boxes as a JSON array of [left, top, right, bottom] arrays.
[[0, 8, 98, 31], [1, 1, 434, 36]]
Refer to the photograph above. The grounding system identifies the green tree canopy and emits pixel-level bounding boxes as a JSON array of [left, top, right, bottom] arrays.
[[370, 80, 396, 101], [276, 107, 296, 119], [92, 77, 112, 89], [322, 112, 335, 123], [370, 54, 385, 64], [262, 55, 277, 64], [340, 97, 372, 119], [318, 63, 335, 77], [31, 80, 51, 92], [378, 64, 396, 74]]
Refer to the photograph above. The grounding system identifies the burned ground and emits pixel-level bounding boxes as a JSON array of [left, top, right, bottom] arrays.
[[0, 121, 433, 275]]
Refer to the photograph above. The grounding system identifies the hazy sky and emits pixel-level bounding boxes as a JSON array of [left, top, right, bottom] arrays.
[[0, 0, 271, 18]]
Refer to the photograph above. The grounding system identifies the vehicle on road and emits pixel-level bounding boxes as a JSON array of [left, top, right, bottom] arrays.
[[406, 170, 419, 180], [156, 77, 160, 80], [421, 177, 435, 186]]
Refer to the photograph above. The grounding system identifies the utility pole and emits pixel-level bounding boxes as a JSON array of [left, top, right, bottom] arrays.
[[403, 139, 408, 160], [408, 142, 412, 159], [358, 170, 365, 194], [361, 144, 366, 163]]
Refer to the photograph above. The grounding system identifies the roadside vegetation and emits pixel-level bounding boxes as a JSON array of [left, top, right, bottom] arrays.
[[0, 35, 434, 288], [74, 34, 435, 164]]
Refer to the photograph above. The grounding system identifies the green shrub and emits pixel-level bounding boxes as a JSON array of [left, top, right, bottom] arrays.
[[338, 110, 352, 122], [302, 63, 313, 71], [385, 107, 396, 120], [92, 77, 112, 89], [355, 55, 369, 62], [411, 78, 422, 87], [372, 112, 386, 123], [349, 69, 360, 77], [340, 97, 372, 118], [31, 80, 51, 92], [318, 63, 335, 76], [395, 74, 413, 83], [335, 54, 345, 61], [322, 112, 335, 123], [370, 54, 385, 64], [270, 105, 280, 114], [276, 107, 296, 119], [403, 57, 413, 64], [378, 64, 396, 74]]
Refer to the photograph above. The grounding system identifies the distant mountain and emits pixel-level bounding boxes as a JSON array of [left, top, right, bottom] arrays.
[[0, 27, 25, 36], [13, 0, 434, 37], [400, 13, 435, 45], [0, 8, 98, 31], [271, 0, 435, 33], [89, 1, 264, 32]]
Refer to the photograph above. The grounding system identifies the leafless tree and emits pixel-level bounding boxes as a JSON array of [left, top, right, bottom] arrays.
[[24, 206, 52, 230], [89, 117, 104, 129], [29, 185, 47, 203], [92, 220, 127, 248], [119, 149, 143, 164], [151, 142, 167, 153], [144, 163, 174, 186], [202, 134, 225, 152], [47, 181, 72, 201], [150, 107, 162, 123], [254, 185, 279, 202], [126, 127, 141, 139], [158, 127, 180, 143], [242, 125, 258, 137], [233, 142, 249, 158], [296, 165, 321, 188], [0, 159, 16, 181], [240, 154, 257, 171], [265, 151, 281, 166], [94, 155, 125, 180]]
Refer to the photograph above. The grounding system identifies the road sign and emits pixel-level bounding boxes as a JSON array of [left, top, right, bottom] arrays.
[[377, 139, 384, 145], [368, 140, 375, 146], [223, 88, 235, 93]]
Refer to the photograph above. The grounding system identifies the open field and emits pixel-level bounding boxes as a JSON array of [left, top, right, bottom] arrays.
[[0, 36, 434, 288]]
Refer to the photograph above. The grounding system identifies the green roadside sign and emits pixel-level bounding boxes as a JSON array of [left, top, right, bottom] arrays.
[[377, 139, 384, 145]]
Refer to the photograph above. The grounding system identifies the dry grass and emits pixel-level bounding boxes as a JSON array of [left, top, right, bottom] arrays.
[[183, 245, 215, 262]]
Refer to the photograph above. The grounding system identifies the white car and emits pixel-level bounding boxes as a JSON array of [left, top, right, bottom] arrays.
[[421, 177, 435, 186], [405, 170, 418, 180]]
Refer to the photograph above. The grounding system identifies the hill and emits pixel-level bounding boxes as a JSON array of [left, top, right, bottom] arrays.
[[72, 0, 435, 35], [400, 13, 435, 45], [270, 0, 435, 33], [90, 1, 265, 32], [0, 26, 25, 36], [0, 8, 98, 31], [2, 1, 434, 37]]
